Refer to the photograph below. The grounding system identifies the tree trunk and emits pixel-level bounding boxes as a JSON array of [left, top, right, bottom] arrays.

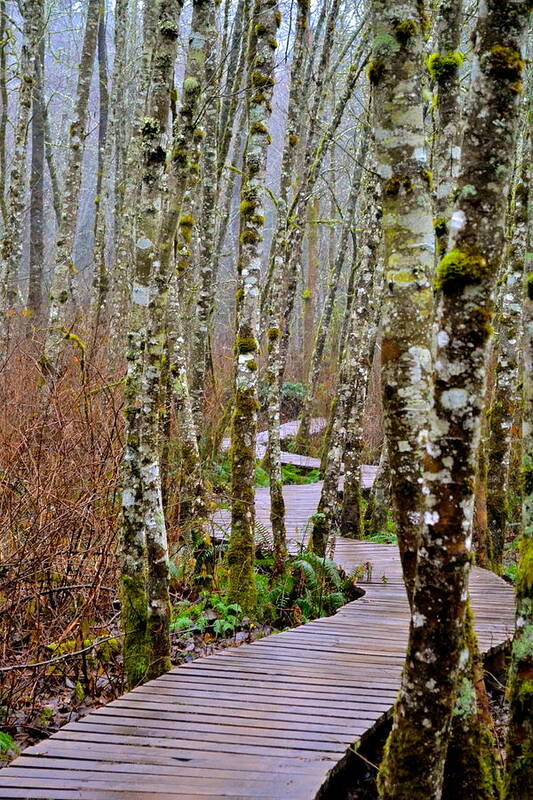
[[0, 0, 40, 351], [120, 0, 184, 689], [370, 0, 435, 606], [295, 136, 367, 452], [226, 0, 280, 613], [27, 11, 45, 322], [377, 1, 528, 795], [43, 0, 100, 373], [504, 118, 532, 800]]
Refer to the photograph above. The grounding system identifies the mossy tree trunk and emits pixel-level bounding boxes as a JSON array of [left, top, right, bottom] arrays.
[[504, 121, 532, 800], [26, 5, 45, 323], [369, 0, 435, 607], [341, 177, 383, 538], [0, 0, 40, 352], [259, 0, 307, 326], [377, 1, 528, 796], [311, 184, 382, 554], [262, 0, 309, 573], [120, 0, 183, 689], [42, 0, 100, 372], [295, 136, 367, 453], [91, 0, 128, 336], [140, 0, 213, 678], [430, 0, 464, 258], [226, 0, 280, 613], [486, 135, 528, 571], [189, 2, 218, 421], [365, 440, 391, 536]]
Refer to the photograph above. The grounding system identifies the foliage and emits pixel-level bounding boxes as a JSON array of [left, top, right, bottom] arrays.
[[170, 593, 243, 639], [258, 380, 306, 419], [281, 465, 321, 484], [258, 550, 362, 627], [0, 732, 19, 761]]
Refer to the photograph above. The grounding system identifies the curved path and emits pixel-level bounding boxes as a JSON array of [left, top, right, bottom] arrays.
[[0, 490, 515, 799]]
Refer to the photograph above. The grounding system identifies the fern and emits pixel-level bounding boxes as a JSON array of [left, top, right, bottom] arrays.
[[292, 557, 318, 590]]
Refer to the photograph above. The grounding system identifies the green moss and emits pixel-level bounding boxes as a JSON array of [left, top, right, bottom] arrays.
[[416, 0, 430, 32], [383, 176, 414, 196], [433, 217, 448, 237], [246, 360, 258, 371], [183, 76, 199, 94], [434, 248, 489, 292], [421, 168, 434, 190], [159, 20, 178, 39], [121, 573, 148, 689], [372, 33, 401, 56], [427, 51, 464, 82], [267, 327, 280, 341], [240, 229, 262, 245], [309, 512, 329, 558], [250, 71, 275, 89], [236, 336, 257, 354], [302, 288, 311, 300], [275, 9, 282, 26], [367, 59, 386, 85], [250, 121, 269, 136], [179, 214, 194, 243], [268, 38, 278, 50], [171, 146, 187, 164], [254, 23, 267, 36], [393, 18, 418, 44], [251, 214, 265, 225], [288, 133, 298, 146], [141, 116, 160, 136], [239, 199, 256, 215], [487, 45, 524, 92]]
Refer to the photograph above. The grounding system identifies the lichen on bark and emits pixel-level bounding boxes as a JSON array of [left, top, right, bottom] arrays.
[[226, 0, 280, 612]]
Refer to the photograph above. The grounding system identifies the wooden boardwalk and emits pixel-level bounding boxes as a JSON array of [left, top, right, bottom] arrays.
[[222, 418, 331, 471], [0, 486, 515, 798]]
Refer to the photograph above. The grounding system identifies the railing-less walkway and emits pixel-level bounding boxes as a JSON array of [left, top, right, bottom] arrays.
[[0, 476, 515, 799]]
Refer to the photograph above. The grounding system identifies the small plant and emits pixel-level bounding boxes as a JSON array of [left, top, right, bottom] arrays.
[[263, 551, 362, 626], [0, 731, 19, 762], [170, 594, 243, 639], [281, 465, 321, 485]]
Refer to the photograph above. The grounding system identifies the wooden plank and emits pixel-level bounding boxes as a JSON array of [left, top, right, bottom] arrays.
[[1, 471, 514, 799]]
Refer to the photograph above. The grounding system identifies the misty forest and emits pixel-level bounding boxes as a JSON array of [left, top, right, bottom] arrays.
[[0, 0, 531, 798]]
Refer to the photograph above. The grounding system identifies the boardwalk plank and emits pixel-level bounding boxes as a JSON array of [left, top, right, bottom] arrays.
[[0, 471, 515, 799]]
